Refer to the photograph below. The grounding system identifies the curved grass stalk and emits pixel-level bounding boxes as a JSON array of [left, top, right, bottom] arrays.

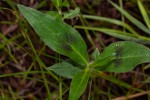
[[137, 0, 150, 29], [108, 0, 150, 35], [82, 14, 140, 37], [75, 26, 150, 44]]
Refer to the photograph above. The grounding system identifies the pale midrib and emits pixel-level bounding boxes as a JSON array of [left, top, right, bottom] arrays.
[[72, 69, 89, 100], [65, 41, 88, 65]]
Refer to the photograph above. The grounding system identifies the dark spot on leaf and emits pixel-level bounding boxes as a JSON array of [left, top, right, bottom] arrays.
[[66, 33, 76, 43], [115, 46, 124, 57], [114, 59, 122, 67], [114, 46, 124, 67], [61, 33, 76, 52], [61, 42, 72, 52]]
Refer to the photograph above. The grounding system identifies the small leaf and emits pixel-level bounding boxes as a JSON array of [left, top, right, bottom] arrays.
[[91, 48, 100, 60], [97, 71, 143, 92], [92, 53, 116, 70], [95, 41, 150, 72], [51, 0, 62, 8], [46, 11, 61, 20], [69, 68, 90, 100], [17, 5, 89, 65], [47, 62, 82, 79], [63, 7, 80, 19], [61, 0, 70, 7]]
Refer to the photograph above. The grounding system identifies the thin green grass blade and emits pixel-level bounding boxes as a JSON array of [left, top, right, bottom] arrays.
[[8, 86, 18, 100], [79, 15, 96, 47], [19, 24, 54, 99], [75, 26, 150, 44], [0, 33, 21, 49], [0, 71, 48, 78], [82, 15, 139, 36], [137, 0, 150, 29], [20, 26, 59, 81], [108, 0, 150, 34], [97, 71, 143, 92]]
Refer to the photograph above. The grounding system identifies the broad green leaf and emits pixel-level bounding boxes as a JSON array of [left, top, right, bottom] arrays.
[[137, 0, 150, 29], [108, 0, 150, 34], [63, 7, 80, 19], [91, 48, 100, 60], [69, 68, 90, 100], [51, 0, 62, 8], [17, 5, 89, 65], [47, 62, 82, 79], [95, 41, 150, 72]]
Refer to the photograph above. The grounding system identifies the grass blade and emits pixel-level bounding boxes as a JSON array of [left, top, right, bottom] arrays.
[[108, 0, 150, 34], [137, 0, 150, 29], [82, 15, 139, 36], [75, 26, 150, 44], [97, 71, 143, 92]]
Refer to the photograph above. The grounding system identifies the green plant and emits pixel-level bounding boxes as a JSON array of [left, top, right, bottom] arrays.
[[17, 1, 150, 100]]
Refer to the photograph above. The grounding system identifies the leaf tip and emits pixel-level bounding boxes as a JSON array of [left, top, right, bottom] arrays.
[[17, 4, 22, 9]]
